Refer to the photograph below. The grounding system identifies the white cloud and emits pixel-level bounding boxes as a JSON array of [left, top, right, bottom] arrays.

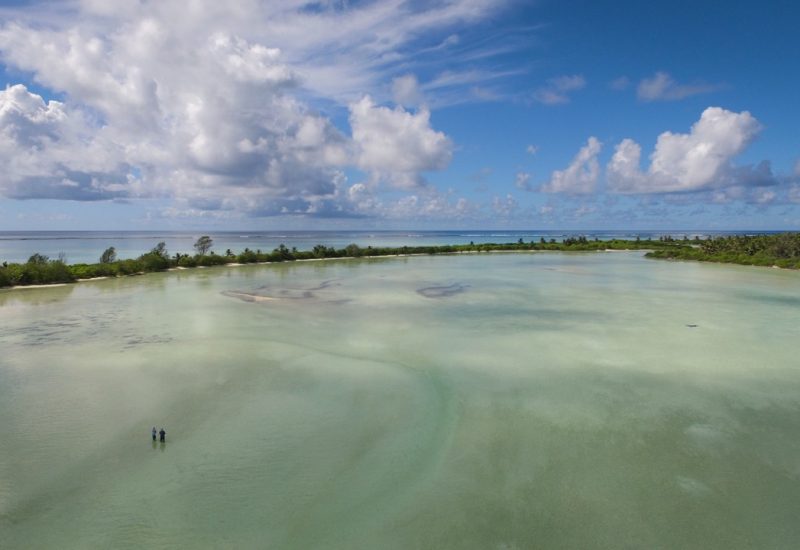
[[347, 186, 475, 221], [637, 72, 721, 102], [417, 68, 520, 107], [0, 0, 495, 217], [440, 34, 461, 48], [209, 33, 296, 86], [751, 188, 776, 205], [491, 194, 519, 216], [526, 144, 538, 155], [349, 96, 453, 189], [710, 186, 745, 204], [0, 84, 131, 200], [607, 107, 772, 194], [607, 139, 646, 192], [542, 137, 602, 194], [392, 74, 422, 107], [469, 86, 501, 102], [533, 74, 585, 105], [515, 171, 532, 191], [788, 186, 800, 203], [0, 14, 352, 213]]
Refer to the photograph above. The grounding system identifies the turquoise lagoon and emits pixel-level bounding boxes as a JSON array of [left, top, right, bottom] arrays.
[[1, 252, 799, 548]]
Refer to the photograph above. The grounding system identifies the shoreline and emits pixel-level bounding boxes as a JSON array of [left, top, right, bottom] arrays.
[[1, 249, 623, 291], [645, 255, 792, 272], [8, 282, 69, 290], [2, 250, 794, 292], [3, 234, 798, 291]]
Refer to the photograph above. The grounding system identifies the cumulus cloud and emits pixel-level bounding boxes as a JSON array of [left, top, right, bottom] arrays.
[[607, 107, 773, 194], [345, 184, 475, 221], [542, 137, 602, 194], [0, 10, 351, 212], [710, 186, 746, 204], [0, 0, 496, 217], [574, 205, 596, 217], [786, 159, 800, 203], [533, 74, 585, 105], [515, 171, 532, 191], [349, 96, 453, 189], [491, 194, 519, 216], [0, 84, 131, 200], [709, 185, 778, 207], [392, 74, 422, 107], [637, 72, 722, 102], [750, 188, 776, 205], [526, 144, 538, 155]]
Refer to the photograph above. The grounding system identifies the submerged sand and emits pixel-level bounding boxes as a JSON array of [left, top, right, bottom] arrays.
[[1, 252, 799, 549]]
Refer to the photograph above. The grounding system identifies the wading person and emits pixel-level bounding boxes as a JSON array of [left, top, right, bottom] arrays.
[[152, 427, 157, 441], [159, 428, 166, 443]]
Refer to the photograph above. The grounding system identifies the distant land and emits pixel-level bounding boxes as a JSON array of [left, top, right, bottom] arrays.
[[2, 233, 798, 289]]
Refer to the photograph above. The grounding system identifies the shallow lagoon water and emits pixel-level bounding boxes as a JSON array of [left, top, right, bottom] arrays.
[[1, 252, 799, 548]]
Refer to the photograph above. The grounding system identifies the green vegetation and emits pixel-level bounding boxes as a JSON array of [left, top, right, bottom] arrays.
[[100, 246, 117, 264], [3, 233, 797, 289], [194, 235, 213, 255], [645, 233, 800, 269], [0, 253, 75, 286]]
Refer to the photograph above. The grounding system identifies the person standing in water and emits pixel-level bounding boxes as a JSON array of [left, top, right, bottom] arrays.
[[159, 428, 166, 442], [152, 427, 157, 441]]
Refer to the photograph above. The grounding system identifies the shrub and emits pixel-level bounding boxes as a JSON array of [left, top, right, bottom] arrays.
[[69, 263, 119, 279], [345, 243, 362, 257], [237, 249, 259, 263], [196, 254, 229, 266], [178, 255, 198, 268], [139, 252, 170, 271], [117, 259, 145, 275]]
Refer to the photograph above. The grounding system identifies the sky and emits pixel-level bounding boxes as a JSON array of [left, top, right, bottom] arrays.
[[0, 0, 798, 231]]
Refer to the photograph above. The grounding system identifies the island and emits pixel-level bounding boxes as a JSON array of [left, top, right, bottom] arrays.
[[2, 233, 799, 289]]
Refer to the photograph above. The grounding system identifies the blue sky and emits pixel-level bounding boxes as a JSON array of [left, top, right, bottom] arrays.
[[0, 0, 798, 230]]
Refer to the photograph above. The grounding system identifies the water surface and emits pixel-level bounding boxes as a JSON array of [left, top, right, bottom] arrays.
[[1, 252, 799, 548]]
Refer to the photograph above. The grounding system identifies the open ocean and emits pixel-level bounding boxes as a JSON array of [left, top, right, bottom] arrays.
[[0, 229, 783, 264]]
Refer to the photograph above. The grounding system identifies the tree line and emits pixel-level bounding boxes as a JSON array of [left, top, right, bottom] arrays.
[[0, 233, 767, 289], [645, 233, 800, 268]]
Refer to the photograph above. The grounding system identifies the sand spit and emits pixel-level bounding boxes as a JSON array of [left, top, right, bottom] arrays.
[[7, 283, 69, 290], [2, 249, 654, 292], [221, 290, 278, 303]]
